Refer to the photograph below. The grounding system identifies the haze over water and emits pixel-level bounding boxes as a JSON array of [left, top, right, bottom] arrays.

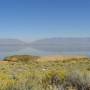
[[0, 0, 90, 59], [0, 46, 90, 60]]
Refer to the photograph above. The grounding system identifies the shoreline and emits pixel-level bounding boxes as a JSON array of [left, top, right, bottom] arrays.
[[0, 55, 89, 62]]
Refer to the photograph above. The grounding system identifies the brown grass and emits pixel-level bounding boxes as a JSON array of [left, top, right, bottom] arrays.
[[37, 55, 89, 62], [0, 61, 9, 64], [2, 55, 89, 63], [3, 55, 40, 62]]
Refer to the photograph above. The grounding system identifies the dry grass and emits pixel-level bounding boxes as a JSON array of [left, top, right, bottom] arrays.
[[1, 55, 89, 65], [4, 55, 40, 62], [0, 55, 89, 90], [37, 55, 89, 62], [0, 61, 9, 64], [3, 55, 89, 63]]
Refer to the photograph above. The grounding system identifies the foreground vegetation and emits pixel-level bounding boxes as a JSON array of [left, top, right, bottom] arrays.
[[0, 55, 90, 90]]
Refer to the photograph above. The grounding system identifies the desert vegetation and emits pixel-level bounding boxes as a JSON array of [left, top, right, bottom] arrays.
[[0, 55, 90, 90]]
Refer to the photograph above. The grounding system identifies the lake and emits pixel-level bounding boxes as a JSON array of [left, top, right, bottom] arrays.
[[0, 46, 90, 60]]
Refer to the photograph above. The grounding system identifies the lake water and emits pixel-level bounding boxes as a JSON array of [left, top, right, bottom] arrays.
[[0, 47, 90, 60]]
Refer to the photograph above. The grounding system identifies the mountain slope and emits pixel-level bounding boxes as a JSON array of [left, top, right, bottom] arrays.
[[0, 39, 26, 52], [0, 39, 25, 45], [30, 37, 90, 51]]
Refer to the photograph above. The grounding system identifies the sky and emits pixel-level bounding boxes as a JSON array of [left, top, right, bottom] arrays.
[[0, 0, 90, 41]]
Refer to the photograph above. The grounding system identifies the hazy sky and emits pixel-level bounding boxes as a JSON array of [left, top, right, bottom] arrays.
[[0, 0, 90, 41]]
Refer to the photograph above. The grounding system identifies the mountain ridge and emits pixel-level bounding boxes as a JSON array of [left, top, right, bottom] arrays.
[[1, 37, 90, 52], [0, 39, 26, 45], [29, 37, 90, 51]]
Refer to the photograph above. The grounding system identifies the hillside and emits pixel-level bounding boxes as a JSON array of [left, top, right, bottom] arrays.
[[0, 55, 90, 90]]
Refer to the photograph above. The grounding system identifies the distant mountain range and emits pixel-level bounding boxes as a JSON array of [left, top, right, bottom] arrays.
[[0, 38, 90, 52], [0, 39, 26, 52], [0, 39, 25, 45], [30, 37, 90, 52]]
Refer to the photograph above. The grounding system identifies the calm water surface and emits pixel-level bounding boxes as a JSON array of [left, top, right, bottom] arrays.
[[0, 47, 90, 60]]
